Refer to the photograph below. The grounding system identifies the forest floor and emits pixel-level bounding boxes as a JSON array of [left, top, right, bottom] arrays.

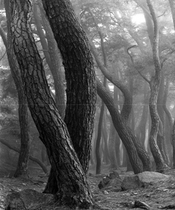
[[0, 164, 175, 210]]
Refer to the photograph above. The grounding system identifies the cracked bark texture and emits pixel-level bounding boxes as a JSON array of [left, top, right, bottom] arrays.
[[42, 0, 97, 171], [2, 0, 31, 178], [42, 0, 96, 193], [9, 0, 95, 208]]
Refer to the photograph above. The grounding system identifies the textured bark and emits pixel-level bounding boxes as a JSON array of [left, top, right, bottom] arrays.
[[10, 0, 95, 208], [149, 79, 167, 171], [146, 0, 169, 172], [97, 79, 143, 174], [42, 0, 96, 173], [33, 2, 66, 119], [42, 0, 96, 195], [2, 1, 31, 178]]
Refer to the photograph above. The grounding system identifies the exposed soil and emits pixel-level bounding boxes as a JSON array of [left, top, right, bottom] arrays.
[[0, 165, 175, 210]]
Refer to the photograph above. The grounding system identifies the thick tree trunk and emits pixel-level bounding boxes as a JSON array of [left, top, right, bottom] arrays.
[[10, 0, 95, 208], [2, 2, 31, 178], [42, 0, 96, 173], [42, 0, 96, 194]]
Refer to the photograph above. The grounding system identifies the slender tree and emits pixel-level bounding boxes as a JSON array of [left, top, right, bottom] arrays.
[[146, 0, 169, 171]]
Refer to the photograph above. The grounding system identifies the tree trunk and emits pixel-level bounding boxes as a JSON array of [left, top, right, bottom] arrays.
[[42, 0, 96, 194], [39, 3, 66, 118], [146, 0, 169, 172], [97, 79, 143, 174], [10, 0, 95, 208], [157, 73, 168, 163], [136, 83, 149, 147], [102, 121, 110, 164], [42, 0, 96, 173], [95, 98, 105, 174], [2, 2, 31, 178], [33, 2, 66, 118], [108, 119, 118, 169], [172, 120, 175, 169], [163, 80, 173, 165], [91, 38, 151, 171]]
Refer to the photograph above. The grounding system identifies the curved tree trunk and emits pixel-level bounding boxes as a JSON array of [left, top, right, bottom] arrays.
[[90, 38, 151, 171], [10, 0, 96, 208], [157, 73, 168, 163], [42, 0, 96, 173], [2, 2, 31, 178], [42, 0, 96, 194], [146, 0, 169, 172], [97, 79, 143, 174]]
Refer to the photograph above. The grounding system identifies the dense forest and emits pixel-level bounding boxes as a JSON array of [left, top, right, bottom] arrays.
[[0, 0, 175, 209]]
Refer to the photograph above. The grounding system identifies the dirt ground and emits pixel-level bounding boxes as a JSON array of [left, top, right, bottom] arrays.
[[0, 166, 175, 210]]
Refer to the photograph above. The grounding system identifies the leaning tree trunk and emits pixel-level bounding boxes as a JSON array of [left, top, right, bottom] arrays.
[[42, 0, 96, 193], [97, 79, 143, 174], [2, 2, 31, 178], [10, 0, 95, 208], [90, 40, 152, 171], [42, 0, 96, 173]]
